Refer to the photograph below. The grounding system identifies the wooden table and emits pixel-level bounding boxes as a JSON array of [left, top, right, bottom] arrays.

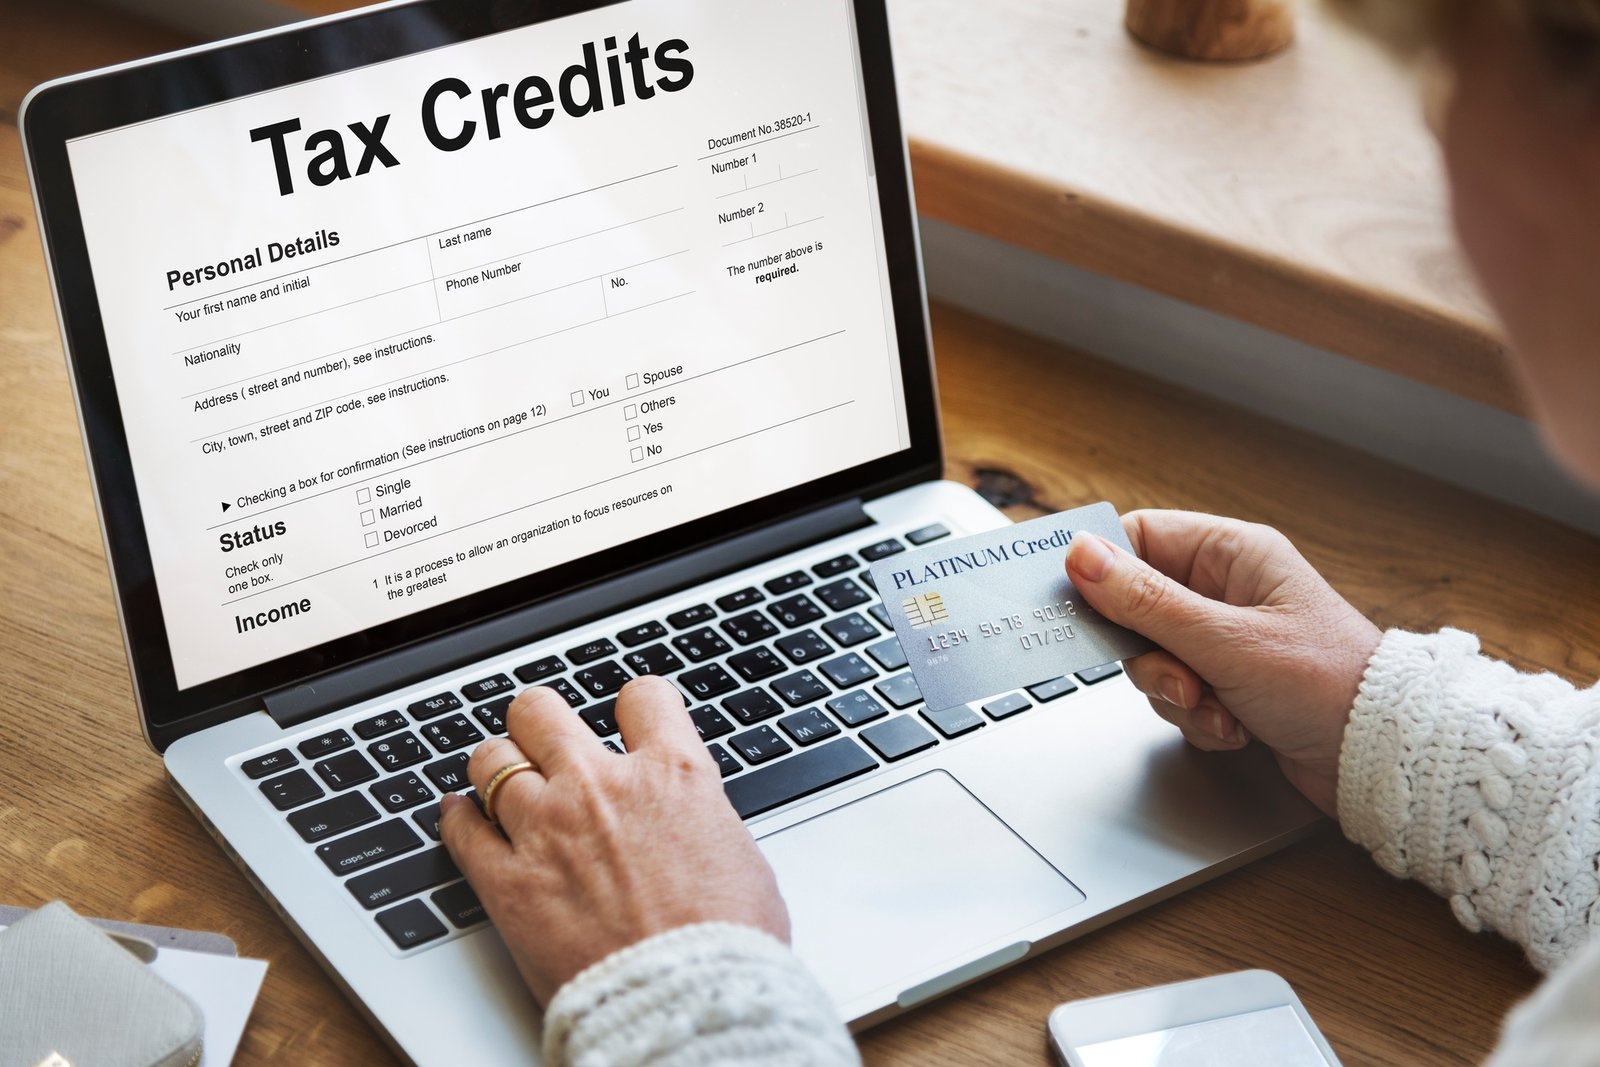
[[5, 3, 1596, 1064]]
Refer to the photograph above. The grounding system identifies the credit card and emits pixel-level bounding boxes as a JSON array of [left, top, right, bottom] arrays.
[[868, 503, 1156, 712]]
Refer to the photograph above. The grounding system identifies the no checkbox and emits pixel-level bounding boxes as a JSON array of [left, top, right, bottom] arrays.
[[630, 447, 644, 463]]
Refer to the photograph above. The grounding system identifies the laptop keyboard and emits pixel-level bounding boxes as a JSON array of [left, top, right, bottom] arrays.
[[237, 522, 1126, 953]]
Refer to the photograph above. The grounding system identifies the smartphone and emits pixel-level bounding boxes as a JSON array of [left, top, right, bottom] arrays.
[[1048, 970, 1342, 1067]]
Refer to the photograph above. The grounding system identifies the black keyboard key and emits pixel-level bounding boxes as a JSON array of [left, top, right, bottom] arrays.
[[473, 696, 511, 735], [729, 725, 792, 766], [672, 627, 731, 662], [772, 670, 831, 708], [288, 791, 379, 843], [514, 655, 565, 684], [716, 587, 764, 612], [1027, 677, 1080, 703], [260, 769, 324, 810], [547, 678, 587, 707], [680, 663, 739, 700], [874, 673, 924, 709], [721, 611, 778, 646], [865, 636, 908, 672], [575, 660, 631, 697], [423, 753, 472, 793], [376, 899, 447, 949], [779, 707, 840, 746], [413, 802, 443, 840], [689, 705, 735, 741], [314, 751, 378, 791], [814, 578, 870, 613], [580, 699, 620, 737], [722, 688, 785, 726], [906, 523, 951, 545], [724, 737, 878, 819], [461, 674, 514, 702], [813, 554, 859, 578], [727, 646, 785, 682], [868, 604, 892, 630], [317, 819, 422, 876], [624, 643, 685, 677], [981, 693, 1032, 720], [370, 771, 434, 814], [708, 743, 741, 778], [764, 570, 812, 594], [241, 749, 296, 780], [566, 638, 618, 666], [922, 705, 985, 738], [859, 538, 904, 562], [298, 729, 353, 759], [422, 714, 484, 753], [617, 620, 667, 648], [368, 732, 429, 771], [1076, 662, 1125, 685], [347, 848, 461, 910], [859, 569, 877, 592], [860, 716, 938, 762], [774, 629, 832, 664], [408, 692, 463, 721], [432, 881, 487, 928], [818, 652, 877, 689], [353, 711, 408, 740], [667, 603, 717, 629], [822, 612, 879, 648], [605, 739, 626, 754], [827, 690, 890, 727], [768, 594, 825, 629]]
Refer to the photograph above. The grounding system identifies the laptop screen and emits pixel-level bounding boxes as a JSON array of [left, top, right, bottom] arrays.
[[43, 0, 925, 710]]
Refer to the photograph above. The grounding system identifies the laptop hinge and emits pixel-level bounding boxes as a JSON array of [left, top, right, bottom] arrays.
[[262, 498, 873, 729]]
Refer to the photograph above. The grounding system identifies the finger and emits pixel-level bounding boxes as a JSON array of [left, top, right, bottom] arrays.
[[505, 685, 604, 778], [439, 792, 513, 881], [1159, 695, 1249, 750], [1120, 509, 1248, 587], [614, 676, 706, 761], [1066, 532, 1247, 661], [1122, 649, 1204, 710]]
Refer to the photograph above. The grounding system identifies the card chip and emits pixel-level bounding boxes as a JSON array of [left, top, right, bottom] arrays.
[[902, 592, 949, 630]]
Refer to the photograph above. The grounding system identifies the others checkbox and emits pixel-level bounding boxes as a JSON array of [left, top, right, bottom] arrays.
[[627, 425, 642, 442], [626, 373, 640, 390], [624, 403, 638, 420], [364, 532, 379, 548], [570, 390, 585, 408], [630, 447, 644, 463], [361, 510, 375, 526], [356, 487, 372, 504]]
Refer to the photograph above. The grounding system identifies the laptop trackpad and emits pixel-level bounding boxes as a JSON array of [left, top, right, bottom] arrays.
[[757, 770, 1085, 1006]]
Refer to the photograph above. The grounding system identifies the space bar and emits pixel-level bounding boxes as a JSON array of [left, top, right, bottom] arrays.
[[724, 737, 879, 819]]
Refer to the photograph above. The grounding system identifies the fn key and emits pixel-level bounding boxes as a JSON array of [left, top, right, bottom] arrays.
[[375, 899, 447, 950]]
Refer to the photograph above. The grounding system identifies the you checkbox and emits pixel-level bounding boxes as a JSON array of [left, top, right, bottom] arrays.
[[571, 390, 585, 408]]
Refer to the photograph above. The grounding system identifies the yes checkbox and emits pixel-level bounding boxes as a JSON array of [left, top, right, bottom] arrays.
[[364, 532, 379, 548], [356, 488, 372, 504], [627, 426, 642, 441]]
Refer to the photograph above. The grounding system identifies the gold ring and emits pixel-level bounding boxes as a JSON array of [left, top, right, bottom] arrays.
[[481, 760, 537, 824]]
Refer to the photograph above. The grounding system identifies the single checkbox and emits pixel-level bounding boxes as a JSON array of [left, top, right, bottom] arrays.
[[356, 487, 372, 504], [364, 532, 379, 548], [570, 390, 585, 408], [626, 373, 640, 390], [627, 425, 642, 442], [361, 510, 375, 526], [624, 404, 638, 420]]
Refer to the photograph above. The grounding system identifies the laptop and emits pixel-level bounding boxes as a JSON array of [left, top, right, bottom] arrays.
[[22, 0, 1320, 1060]]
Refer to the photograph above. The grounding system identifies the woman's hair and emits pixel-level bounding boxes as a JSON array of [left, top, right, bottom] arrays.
[[1329, 0, 1600, 76]]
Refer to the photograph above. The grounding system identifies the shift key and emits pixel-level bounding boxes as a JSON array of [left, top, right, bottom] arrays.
[[346, 847, 462, 910]]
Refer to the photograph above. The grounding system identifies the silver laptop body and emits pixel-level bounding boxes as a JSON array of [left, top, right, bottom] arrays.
[[22, 0, 1320, 1061]]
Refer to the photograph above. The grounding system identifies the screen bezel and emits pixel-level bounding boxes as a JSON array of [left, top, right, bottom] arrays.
[[22, 0, 941, 745]]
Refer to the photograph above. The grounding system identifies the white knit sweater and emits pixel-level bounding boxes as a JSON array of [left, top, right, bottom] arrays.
[[542, 628, 1600, 1066]]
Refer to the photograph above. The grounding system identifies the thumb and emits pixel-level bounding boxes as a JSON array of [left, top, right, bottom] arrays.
[[1066, 532, 1236, 657]]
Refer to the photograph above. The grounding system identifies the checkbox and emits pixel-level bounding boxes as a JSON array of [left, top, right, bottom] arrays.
[[624, 404, 638, 420], [364, 532, 379, 548], [626, 373, 640, 390], [356, 487, 371, 504], [361, 510, 375, 526], [630, 447, 644, 463], [627, 426, 642, 442], [571, 390, 585, 408]]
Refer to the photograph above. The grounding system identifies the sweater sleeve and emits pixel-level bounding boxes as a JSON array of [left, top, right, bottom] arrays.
[[541, 922, 861, 1067], [1338, 627, 1600, 972]]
